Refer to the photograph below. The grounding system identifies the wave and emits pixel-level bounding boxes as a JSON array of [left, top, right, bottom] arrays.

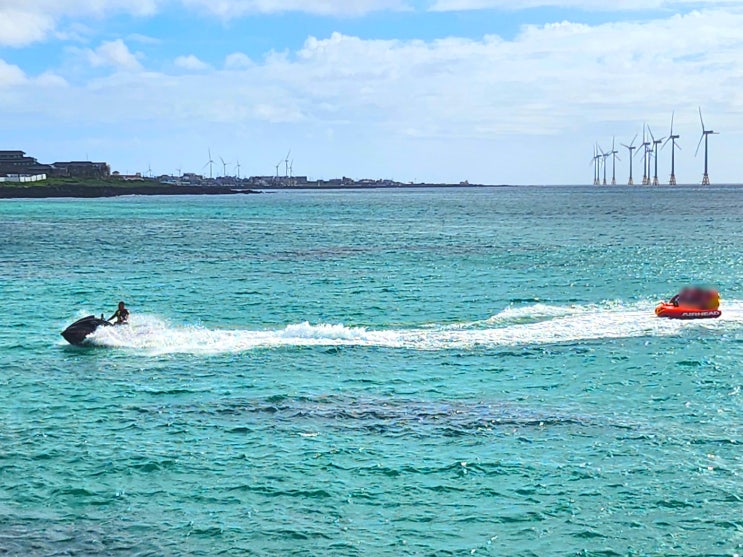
[[83, 300, 743, 355]]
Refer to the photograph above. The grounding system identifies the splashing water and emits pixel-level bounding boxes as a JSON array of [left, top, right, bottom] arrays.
[[84, 300, 743, 355]]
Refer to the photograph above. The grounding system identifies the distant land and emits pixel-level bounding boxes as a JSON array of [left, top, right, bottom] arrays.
[[0, 149, 492, 198], [0, 179, 259, 199], [0, 177, 494, 199]]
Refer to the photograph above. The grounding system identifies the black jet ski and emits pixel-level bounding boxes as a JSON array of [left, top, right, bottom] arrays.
[[61, 315, 112, 345]]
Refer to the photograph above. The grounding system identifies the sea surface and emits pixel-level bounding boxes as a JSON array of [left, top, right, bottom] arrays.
[[0, 185, 741, 556]]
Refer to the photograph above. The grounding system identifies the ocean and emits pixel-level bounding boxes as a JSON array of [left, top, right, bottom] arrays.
[[0, 185, 741, 555]]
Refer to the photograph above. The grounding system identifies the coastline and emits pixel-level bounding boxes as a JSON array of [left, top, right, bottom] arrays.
[[0, 181, 509, 199], [0, 183, 260, 199]]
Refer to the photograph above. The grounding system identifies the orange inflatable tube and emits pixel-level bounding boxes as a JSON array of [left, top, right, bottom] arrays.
[[655, 303, 721, 319]]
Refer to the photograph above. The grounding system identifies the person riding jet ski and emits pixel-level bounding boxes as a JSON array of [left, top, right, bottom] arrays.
[[109, 301, 130, 325]]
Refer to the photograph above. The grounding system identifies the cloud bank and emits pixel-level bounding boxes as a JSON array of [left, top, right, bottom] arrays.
[[1, 2, 742, 182]]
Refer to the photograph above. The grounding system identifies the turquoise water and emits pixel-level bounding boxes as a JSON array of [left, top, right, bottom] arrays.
[[1, 186, 741, 556]]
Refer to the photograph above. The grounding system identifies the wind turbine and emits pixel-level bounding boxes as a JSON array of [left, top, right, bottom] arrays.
[[639, 126, 651, 185], [275, 159, 282, 179], [621, 133, 638, 185], [591, 145, 600, 185], [284, 150, 291, 178], [696, 107, 718, 185], [235, 160, 241, 179], [662, 111, 681, 185], [610, 137, 620, 185], [599, 146, 609, 185], [219, 156, 230, 177], [647, 126, 664, 186], [203, 149, 214, 179]]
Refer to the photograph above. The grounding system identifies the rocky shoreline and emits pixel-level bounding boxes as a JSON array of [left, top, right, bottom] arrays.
[[0, 184, 260, 199]]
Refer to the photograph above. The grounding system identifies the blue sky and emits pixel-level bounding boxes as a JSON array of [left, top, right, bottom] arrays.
[[1, 1, 742, 184]]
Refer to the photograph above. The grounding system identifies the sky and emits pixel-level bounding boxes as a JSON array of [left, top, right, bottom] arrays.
[[1, 0, 742, 184]]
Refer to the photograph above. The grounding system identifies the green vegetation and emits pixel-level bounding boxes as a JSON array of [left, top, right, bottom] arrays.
[[42, 177, 155, 187], [0, 177, 154, 189]]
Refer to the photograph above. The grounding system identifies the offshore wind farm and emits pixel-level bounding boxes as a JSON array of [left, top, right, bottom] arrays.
[[592, 108, 719, 186]]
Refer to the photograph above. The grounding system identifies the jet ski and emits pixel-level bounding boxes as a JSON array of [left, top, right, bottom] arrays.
[[61, 315, 112, 345], [655, 287, 721, 320]]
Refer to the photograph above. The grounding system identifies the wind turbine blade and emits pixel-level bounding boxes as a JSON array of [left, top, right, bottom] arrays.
[[698, 106, 705, 131], [662, 137, 670, 150], [676, 142, 682, 151], [630, 133, 638, 147], [670, 110, 675, 135], [647, 126, 655, 142], [694, 134, 704, 157]]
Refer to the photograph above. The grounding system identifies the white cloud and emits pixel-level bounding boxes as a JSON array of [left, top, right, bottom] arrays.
[[0, 0, 412, 46], [0, 1, 159, 46], [35, 71, 69, 87], [86, 39, 142, 70], [0, 58, 27, 86], [3, 0, 740, 50], [175, 54, 210, 71], [0, 61, 68, 89], [429, 0, 743, 10], [127, 33, 162, 44], [0, 7, 55, 46], [225, 52, 254, 69], [178, 0, 411, 17]]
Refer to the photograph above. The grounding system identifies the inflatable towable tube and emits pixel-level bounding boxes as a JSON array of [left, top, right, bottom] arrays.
[[654, 304, 721, 319], [655, 287, 721, 320]]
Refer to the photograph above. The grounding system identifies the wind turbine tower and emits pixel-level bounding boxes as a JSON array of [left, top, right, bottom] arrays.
[[648, 126, 664, 186], [235, 160, 241, 179], [696, 107, 718, 185], [204, 149, 215, 179], [220, 157, 230, 178], [275, 159, 282, 180], [284, 150, 291, 178], [662, 112, 680, 185], [640, 126, 651, 185], [621, 133, 638, 185], [591, 146, 600, 185], [600, 146, 609, 185], [610, 137, 620, 185]]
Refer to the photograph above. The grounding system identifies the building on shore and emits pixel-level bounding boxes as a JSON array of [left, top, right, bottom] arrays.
[[52, 161, 110, 178], [0, 150, 110, 179]]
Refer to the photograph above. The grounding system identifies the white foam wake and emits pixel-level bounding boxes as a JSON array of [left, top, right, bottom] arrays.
[[84, 300, 743, 355]]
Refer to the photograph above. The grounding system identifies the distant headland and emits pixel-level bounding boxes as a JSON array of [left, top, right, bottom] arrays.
[[0, 149, 489, 199]]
